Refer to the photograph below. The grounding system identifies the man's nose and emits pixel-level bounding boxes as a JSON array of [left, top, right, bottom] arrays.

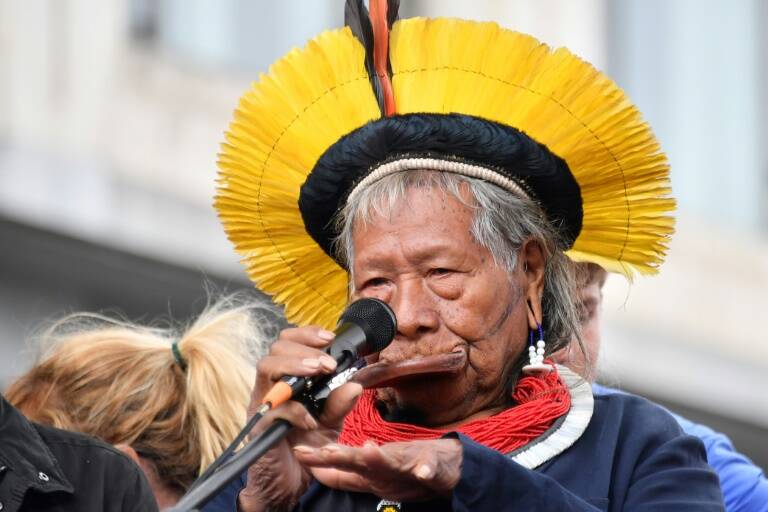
[[390, 279, 440, 339]]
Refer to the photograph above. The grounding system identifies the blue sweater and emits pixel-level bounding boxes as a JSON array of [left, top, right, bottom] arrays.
[[593, 384, 768, 512], [203, 392, 724, 511]]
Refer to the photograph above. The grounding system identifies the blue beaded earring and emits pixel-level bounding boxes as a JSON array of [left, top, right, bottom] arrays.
[[523, 322, 553, 374]]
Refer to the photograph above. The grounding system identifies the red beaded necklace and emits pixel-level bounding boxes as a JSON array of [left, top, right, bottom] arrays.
[[339, 367, 570, 454]]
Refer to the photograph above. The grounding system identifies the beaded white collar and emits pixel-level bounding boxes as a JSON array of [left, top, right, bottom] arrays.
[[507, 364, 594, 469], [375, 365, 594, 510]]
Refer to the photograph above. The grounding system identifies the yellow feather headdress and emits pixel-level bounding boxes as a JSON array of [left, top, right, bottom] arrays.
[[215, 15, 675, 329]]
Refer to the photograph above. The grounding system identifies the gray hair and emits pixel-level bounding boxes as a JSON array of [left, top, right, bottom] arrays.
[[333, 170, 582, 362]]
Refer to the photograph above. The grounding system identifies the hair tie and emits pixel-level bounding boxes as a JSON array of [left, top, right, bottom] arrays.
[[171, 341, 187, 371]]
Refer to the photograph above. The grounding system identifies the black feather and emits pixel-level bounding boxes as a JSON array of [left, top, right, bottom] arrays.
[[344, 0, 373, 55], [386, 0, 400, 27], [385, 0, 400, 76], [344, 0, 384, 112]]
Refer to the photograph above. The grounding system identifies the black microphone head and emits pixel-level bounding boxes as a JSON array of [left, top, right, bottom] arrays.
[[339, 298, 397, 354]]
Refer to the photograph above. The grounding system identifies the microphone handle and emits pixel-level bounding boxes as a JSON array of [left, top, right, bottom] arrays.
[[169, 354, 361, 510], [263, 350, 356, 410], [167, 419, 292, 512]]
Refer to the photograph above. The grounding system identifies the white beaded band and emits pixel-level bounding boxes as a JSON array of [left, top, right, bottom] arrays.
[[377, 364, 593, 512], [346, 157, 531, 204], [509, 365, 594, 469]]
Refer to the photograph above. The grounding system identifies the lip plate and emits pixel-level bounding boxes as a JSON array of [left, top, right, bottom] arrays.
[[351, 351, 467, 389]]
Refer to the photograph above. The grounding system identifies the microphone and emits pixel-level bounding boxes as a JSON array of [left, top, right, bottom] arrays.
[[261, 297, 397, 411], [171, 298, 396, 511]]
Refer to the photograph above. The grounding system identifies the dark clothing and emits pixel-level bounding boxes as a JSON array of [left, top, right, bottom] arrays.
[[205, 392, 725, 511], [0, 395, 157, 512], [593, 384, 768, 512]]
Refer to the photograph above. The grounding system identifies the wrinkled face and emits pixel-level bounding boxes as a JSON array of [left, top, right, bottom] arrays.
[[350, 187, 531, 427]]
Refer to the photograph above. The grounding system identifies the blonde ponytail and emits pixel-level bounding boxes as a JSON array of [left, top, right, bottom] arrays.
[[6, 296, 275, 492], [176, 302, 260, 472]]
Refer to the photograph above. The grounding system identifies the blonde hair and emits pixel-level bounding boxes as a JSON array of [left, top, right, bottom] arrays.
[[6, 296, 274, 493]]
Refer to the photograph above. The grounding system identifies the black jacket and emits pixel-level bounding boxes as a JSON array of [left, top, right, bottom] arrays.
[[0, 395, 158, 512]]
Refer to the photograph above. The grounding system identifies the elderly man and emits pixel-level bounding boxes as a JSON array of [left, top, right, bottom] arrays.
[[208, 4, 725, 511], [226, 167, 724, 511]]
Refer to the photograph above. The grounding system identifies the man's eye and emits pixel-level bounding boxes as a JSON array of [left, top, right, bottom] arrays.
[[363, 277, 388, 288], [430, 268, 453, 277], [578, 305, 596, 323]]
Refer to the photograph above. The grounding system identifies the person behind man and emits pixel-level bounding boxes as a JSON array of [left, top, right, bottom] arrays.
[[200, 4, 726, 510], [557, 263, 768, 512], [6, 296, 271, 509], [0, 393, 157, 511]]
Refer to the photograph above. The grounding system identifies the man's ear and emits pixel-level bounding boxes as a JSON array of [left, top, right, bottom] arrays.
[[521, 239, 545, 330], [115, 444, 161, 489], [115, 444, 168, 506], [115, 444, 141, 465]]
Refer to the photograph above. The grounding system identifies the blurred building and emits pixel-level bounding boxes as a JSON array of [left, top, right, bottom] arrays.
[[0, 0, 765, 466]]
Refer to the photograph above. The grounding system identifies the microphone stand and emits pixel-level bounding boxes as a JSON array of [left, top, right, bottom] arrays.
[[166, 353, 358, 512], [166, 419, 292, 512]]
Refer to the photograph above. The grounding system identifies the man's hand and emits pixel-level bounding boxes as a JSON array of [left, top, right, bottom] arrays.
[[293, 438, 463, 502], [237, 326, 364, 512]]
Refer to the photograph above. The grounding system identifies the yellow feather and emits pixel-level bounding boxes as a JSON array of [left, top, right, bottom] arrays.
[[216, 17, 675, 328], [390, 18, 674, 279], [215, 27, 378, 329]]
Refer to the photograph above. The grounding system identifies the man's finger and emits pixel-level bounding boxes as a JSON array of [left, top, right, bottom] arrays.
[[293, 442, 402, 486], [359, 441, 408, 472], [279, 326, 336, 347], [293, 443, 367, 471], [255, 354, 337, 385], [319, 382, 364, 429], [267, 340, 338, 374], [251, 400, 318, 436], [308, 467, 373, 494]]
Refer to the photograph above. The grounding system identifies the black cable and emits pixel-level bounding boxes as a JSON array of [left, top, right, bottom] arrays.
[[167, 419, 293, 512], [188, 403, 271, 492]]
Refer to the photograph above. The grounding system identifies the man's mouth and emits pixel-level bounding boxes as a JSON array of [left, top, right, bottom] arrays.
[[351, 350, 467, 389]]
